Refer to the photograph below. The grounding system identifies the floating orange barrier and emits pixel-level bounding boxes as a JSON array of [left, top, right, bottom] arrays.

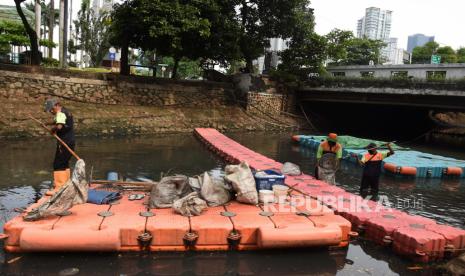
[[193, 128, 465, 262]]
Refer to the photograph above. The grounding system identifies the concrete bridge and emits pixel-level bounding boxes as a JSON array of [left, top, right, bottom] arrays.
[[297, 80, 465, 110]]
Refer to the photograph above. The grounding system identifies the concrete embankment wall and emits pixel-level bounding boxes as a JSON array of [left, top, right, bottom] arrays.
[[0, 65, 298, 138]]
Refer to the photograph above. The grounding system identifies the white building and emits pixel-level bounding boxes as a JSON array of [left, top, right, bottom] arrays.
[[256, 38, 289, 74], [357, 7, 406, 64], [357, 7, 392, 41], [92, 0, 114, 16]]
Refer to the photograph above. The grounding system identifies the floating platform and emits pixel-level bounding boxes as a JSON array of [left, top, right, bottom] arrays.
[[293, 135, 465, 178], [2, 135, 352, 253], [195, 128, 465, 262], [3, 194, 350, 253]]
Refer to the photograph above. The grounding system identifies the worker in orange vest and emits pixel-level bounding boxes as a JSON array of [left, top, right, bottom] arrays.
[[315, 133, 343, 184], [354, 142, 395, 200]]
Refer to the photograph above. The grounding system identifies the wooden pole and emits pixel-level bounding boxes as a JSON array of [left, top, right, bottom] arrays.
[[28, 114, 81, 160]]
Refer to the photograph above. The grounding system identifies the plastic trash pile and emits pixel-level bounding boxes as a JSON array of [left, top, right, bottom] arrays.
[[148, 161, 301, 217]]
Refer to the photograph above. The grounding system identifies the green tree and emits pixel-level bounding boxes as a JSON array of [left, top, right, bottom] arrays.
[[343, 38, 386, 65], [411, 41, 439, 64], [279, 4, 326, 78], [235, 0, 311, 73], [110, 0, 212, 78], [0, 20, 55, 54], [436, 46, 457, 63], [74, 0, 112, 67], [325, 29, 354, 65], [179, 0, 241, 69], [0, 20, 30, 50], [13, 0, 40, 65], [457, 47, 465, 63], [109, 0, 140, 75]]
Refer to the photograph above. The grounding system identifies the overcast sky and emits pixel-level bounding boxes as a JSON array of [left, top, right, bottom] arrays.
[[311, 0, 465, 50], [2, 0, 464, 50]]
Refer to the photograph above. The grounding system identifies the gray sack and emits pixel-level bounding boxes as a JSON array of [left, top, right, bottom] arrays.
[[150, 175, 192, 208], [172, 192, 208, 217], [24, 159, 88, 221]]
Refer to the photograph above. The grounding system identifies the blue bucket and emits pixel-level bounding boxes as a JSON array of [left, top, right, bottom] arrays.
[[107, 172, 119, 181], [254, 170, 286, 190]]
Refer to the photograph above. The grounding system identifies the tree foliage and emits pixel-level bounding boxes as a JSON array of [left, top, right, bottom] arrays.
[[13, 0, 40, 65], [110, 0, 213, 77], [0, 20, 29, 48], [411, 42, 465, 64], [323, 28, 386, 66], [436, 46, 458, 63], [411, 41, 439, 64], [278, 4, 326, 78], [344, 38, 386, 65], [457, 48, 465, 63], [235, 0, 313, 72], [110, 0, 319, 77], [74, 0, 112, 67], [0, 20, 56, 54], [324, 29, 354, 64]]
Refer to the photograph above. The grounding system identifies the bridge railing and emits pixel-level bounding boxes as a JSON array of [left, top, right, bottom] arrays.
[[304, 77, 465, 91]]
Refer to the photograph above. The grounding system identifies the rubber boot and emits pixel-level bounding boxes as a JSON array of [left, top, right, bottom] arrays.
[[45, 169, 71, 196]]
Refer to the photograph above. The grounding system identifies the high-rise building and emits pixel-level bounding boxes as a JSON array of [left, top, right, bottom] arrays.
[[357, 7, 392, 41], [92, 0, 114, 16], [357, 7, 399, 64], [407, 34, 435, 53]]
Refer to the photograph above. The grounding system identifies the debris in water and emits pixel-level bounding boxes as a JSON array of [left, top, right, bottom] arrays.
[[59, 268, 80, 276], [407, 266, 423, 270], [35, 170, 50, 175], [7, 256, 22, 264]]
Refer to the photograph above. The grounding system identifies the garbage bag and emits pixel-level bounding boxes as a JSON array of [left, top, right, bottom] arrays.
[[318, 153, 338, 185], [281, 162, 301, 176], [188, 177, 201, 193], [172, 192, 208, 217], [24, 159, 88, 221], [225, 162, 258, 205], [197, 172, 232, 207], [149, 175, 192, 208]]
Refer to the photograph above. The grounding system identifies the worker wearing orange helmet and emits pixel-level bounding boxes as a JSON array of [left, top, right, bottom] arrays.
[[315, 133, 343, 184], [354, 142, 395, 201]]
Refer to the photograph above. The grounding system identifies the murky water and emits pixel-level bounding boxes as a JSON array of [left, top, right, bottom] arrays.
[[1, 132, 464, 275]]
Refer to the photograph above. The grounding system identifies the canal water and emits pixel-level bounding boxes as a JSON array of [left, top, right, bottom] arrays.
[[1, 132, 464, 275]]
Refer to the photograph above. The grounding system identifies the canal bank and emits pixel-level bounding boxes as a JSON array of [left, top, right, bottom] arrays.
[[0, 65, 300, 138]]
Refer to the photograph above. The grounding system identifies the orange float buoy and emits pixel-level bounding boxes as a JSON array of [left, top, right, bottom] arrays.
[[399, 166, 417, 176], [445, 167, 463, 176], [383, 163, 417, 176]]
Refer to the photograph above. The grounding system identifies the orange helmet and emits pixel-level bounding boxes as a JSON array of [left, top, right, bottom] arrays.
[[328, 133, 338, 142]]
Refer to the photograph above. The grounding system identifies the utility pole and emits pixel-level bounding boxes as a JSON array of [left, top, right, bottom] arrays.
[[59, 0, 68, 68]]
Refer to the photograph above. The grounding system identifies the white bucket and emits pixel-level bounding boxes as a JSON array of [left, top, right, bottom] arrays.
[[273, 185, 289, 203], [259, 190, 275, 204]]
